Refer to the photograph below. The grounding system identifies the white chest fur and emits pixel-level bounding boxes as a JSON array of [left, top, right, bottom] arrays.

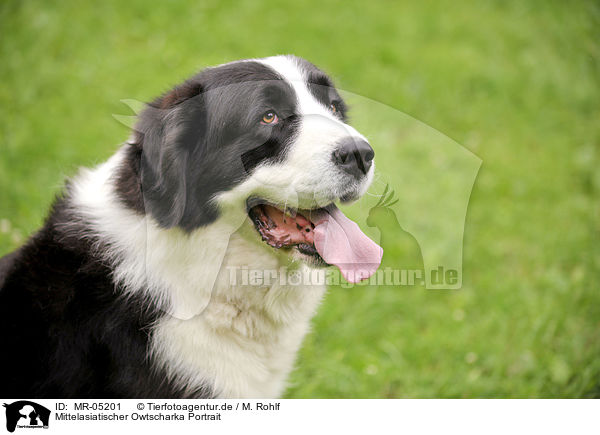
[[151, 232, 326, 398]]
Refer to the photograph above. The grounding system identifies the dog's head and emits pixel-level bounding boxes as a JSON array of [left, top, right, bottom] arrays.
[[126, 55, 379, 279]]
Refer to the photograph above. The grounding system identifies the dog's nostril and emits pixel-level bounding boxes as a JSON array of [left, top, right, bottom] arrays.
[[332, 137, 374, 179], [333, 149, 352, 165]]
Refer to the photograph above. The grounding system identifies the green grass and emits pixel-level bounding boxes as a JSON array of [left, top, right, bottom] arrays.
[[1, 0, 599, 397]]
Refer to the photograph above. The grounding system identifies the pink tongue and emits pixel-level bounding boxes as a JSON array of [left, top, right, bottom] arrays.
[[311, 205, 383, 283]]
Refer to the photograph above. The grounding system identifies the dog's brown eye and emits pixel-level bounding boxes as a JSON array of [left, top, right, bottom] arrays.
[[261, 111, 278, 125], [329, 103, 338, 113]]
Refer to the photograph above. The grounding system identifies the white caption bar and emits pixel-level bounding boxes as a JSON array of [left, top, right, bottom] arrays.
[[0, 399, 597, 435]]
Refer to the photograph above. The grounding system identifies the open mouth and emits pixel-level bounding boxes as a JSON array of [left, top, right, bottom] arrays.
[[246, 198, 384, 283], [247, 200, 328, 265]]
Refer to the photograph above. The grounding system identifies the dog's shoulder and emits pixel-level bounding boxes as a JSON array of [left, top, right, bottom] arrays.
[[0, 250, 19, 288]]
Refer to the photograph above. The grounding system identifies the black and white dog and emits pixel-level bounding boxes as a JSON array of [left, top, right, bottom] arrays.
[[0, 55, 382, 398]]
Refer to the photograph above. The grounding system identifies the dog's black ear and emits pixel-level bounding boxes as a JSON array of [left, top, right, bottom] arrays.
[[134, 78, 210, 230], [158, 81, 203, 109]]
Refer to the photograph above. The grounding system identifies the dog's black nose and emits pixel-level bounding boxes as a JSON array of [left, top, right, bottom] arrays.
[[332, 137, 374, 179]]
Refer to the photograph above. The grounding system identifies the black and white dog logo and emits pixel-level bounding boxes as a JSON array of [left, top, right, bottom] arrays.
[[3, 401, 50, 432]]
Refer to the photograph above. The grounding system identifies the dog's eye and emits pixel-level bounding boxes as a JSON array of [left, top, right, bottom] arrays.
[[329, 102, 338, 113], [261, 111, 278, 125]]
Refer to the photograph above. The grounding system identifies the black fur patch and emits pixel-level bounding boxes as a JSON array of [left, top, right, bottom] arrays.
[[295, 58, 348, 122], [0, 196, 212, 398], [116, 60, 301, 231]]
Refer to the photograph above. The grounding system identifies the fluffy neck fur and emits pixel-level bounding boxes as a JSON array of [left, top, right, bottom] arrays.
[[68, 146, 326, 398]]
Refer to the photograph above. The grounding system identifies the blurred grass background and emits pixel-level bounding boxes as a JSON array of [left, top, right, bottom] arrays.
[[1, 0, 599, 397]]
